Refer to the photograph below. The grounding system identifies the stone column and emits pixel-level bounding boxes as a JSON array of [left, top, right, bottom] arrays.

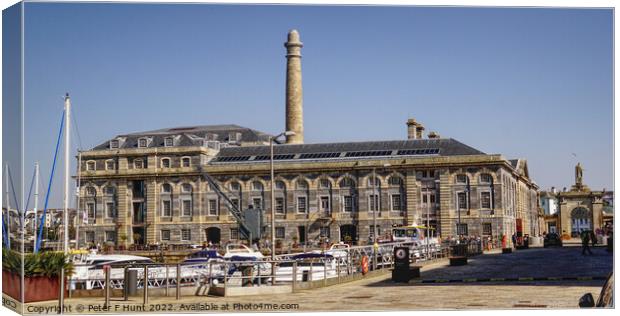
[[285, 29, 304, 144]]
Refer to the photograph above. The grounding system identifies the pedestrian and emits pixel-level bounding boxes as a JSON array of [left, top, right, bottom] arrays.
[[581, 229, 593, 255], [511, 233, 517, 248], [590, 230, 597, 247]]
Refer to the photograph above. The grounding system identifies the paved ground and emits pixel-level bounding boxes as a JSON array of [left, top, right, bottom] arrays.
[[16, 246, 613, 313]]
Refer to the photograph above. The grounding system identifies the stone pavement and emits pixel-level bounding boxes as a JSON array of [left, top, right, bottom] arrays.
[[20, 246, 613, 313]]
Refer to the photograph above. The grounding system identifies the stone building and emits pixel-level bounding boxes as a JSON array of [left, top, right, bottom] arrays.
[[545, 163, 613, 237], [76, 30, 540, 248]]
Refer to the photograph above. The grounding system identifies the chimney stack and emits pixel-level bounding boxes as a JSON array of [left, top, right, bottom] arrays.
[[284, 29, 304, 144], [406, 118, 425, 139], [406, 118, 417, 140], [428, 131, 440, 139]]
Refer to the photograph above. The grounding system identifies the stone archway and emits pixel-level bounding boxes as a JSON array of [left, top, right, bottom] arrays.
[[206, 227, 221, 244], [340, 224, 357, 244], [570, 207, 592, 236]]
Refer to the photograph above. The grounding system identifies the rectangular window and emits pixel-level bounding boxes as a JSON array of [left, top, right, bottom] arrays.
[[320, 196, 330, 212], [482, 223, 492, 236], [391, 194, 402, 211], [297, 196, 307, 213], [457, 192, 468, 209], [138, 138, 147, 148], [275, 197, 285, 214], [181, 229, 191, 241], [231, 198, 239, 210], [275, 227, 285, 239], [161, 230, 171, 241], [162, 159, 170, 168], [369, 194, 379, 212], [320, 226, 330, 238], [430, 193, 436, 204], [110, 140, 119, 149], [230, 228, 239, 240], [182, 200, 192, 216], [86, 231, 95, 243], [162, 200, 172, 217], [86, 161, 96, 171], [208, 199, 218, 216], [182, 157, 191, 167], [457, 223, 468, 235], [480, 192, 491, 209], [252, 198, 262, 210], [87, 203, 95, 219], [106, 160, 115, 170], [105, 202, 115, 218], [343, 196, 353, 212], [422, 194, 428, 203], [456, 174, 468, 184], [369, 225, 381, 238], [105, 231, 116, 243]]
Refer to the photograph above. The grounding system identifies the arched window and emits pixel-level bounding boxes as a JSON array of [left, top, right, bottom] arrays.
[[480, 173, 493, 184], [103, 186, 116, 195], [368, 176, 381, 187], [455, 174, 469, 184], [339, 177, 355, 188], [181, 183, 192, 193], [388, 176, 403, 186], [161, 183, 172, 193], [319, 178, 331, 189], [275, 180, 286, 190], [296, 179, 308, 190], [251, 181, 264, 191], [230, 181, 241, 192], [85, 186, 96, 196]]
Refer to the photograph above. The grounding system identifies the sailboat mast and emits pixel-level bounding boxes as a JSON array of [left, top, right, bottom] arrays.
[[64, 93, 71, 254], [34, 162, 39, 249], [5, 164, 10, 249]]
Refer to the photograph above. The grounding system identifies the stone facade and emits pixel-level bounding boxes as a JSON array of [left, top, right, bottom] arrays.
[[76, 138, 540, 248]]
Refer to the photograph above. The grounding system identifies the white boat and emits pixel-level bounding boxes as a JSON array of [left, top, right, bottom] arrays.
[[222, 244, 272, 285], [275, 253, 338, 282], [70, 251, 223, 290]]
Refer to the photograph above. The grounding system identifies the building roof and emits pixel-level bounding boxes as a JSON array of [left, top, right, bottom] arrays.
[[210, 138, 486, 163], [91, 124, 272, 150]]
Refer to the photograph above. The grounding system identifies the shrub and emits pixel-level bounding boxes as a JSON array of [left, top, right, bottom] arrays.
[[2, 249, 74, 278]]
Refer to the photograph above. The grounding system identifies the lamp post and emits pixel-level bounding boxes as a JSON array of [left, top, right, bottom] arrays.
[[270, 131, 296, 260]]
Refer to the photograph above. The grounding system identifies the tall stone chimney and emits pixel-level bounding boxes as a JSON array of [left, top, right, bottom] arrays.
[[415, 123, 425, 139], [406, 118, 417, 140], [284, 29, 304, 144]]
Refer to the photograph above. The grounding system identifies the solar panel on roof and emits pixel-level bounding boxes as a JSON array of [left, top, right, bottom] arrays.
[[344, 150, 393, 158], [298, 152, 340, 159], [396, 148, 440, 156]]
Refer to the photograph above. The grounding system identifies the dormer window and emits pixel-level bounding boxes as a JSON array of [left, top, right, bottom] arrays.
[[86, 161, 96, 171], [164, 137, 174, 147], [110, 140, 119, 149], [161, 158, 171, 168], [181, 157, 191, 167], [138, 138, 148, 148], [228, 132, 242, 143]]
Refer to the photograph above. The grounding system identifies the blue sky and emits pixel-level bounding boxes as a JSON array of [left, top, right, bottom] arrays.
[[13, 3, 614, 207]]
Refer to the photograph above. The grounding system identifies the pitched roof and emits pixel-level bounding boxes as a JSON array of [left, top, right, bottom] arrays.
[[210, 138, 485, 163], [91, 124, 272, 150]]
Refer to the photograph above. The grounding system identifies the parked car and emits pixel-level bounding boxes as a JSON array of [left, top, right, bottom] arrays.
[[543, 233, 563, 247], [579, 273, 614, 308]]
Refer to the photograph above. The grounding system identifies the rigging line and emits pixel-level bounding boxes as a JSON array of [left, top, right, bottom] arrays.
[[24, 166, 36, 215], [7, 166, 21, 214], [70, 106, 83, 150], [35, 110, 65, 253]]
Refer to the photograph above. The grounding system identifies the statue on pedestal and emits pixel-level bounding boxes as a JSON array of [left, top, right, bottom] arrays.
[[575, 162, 583, 186]]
